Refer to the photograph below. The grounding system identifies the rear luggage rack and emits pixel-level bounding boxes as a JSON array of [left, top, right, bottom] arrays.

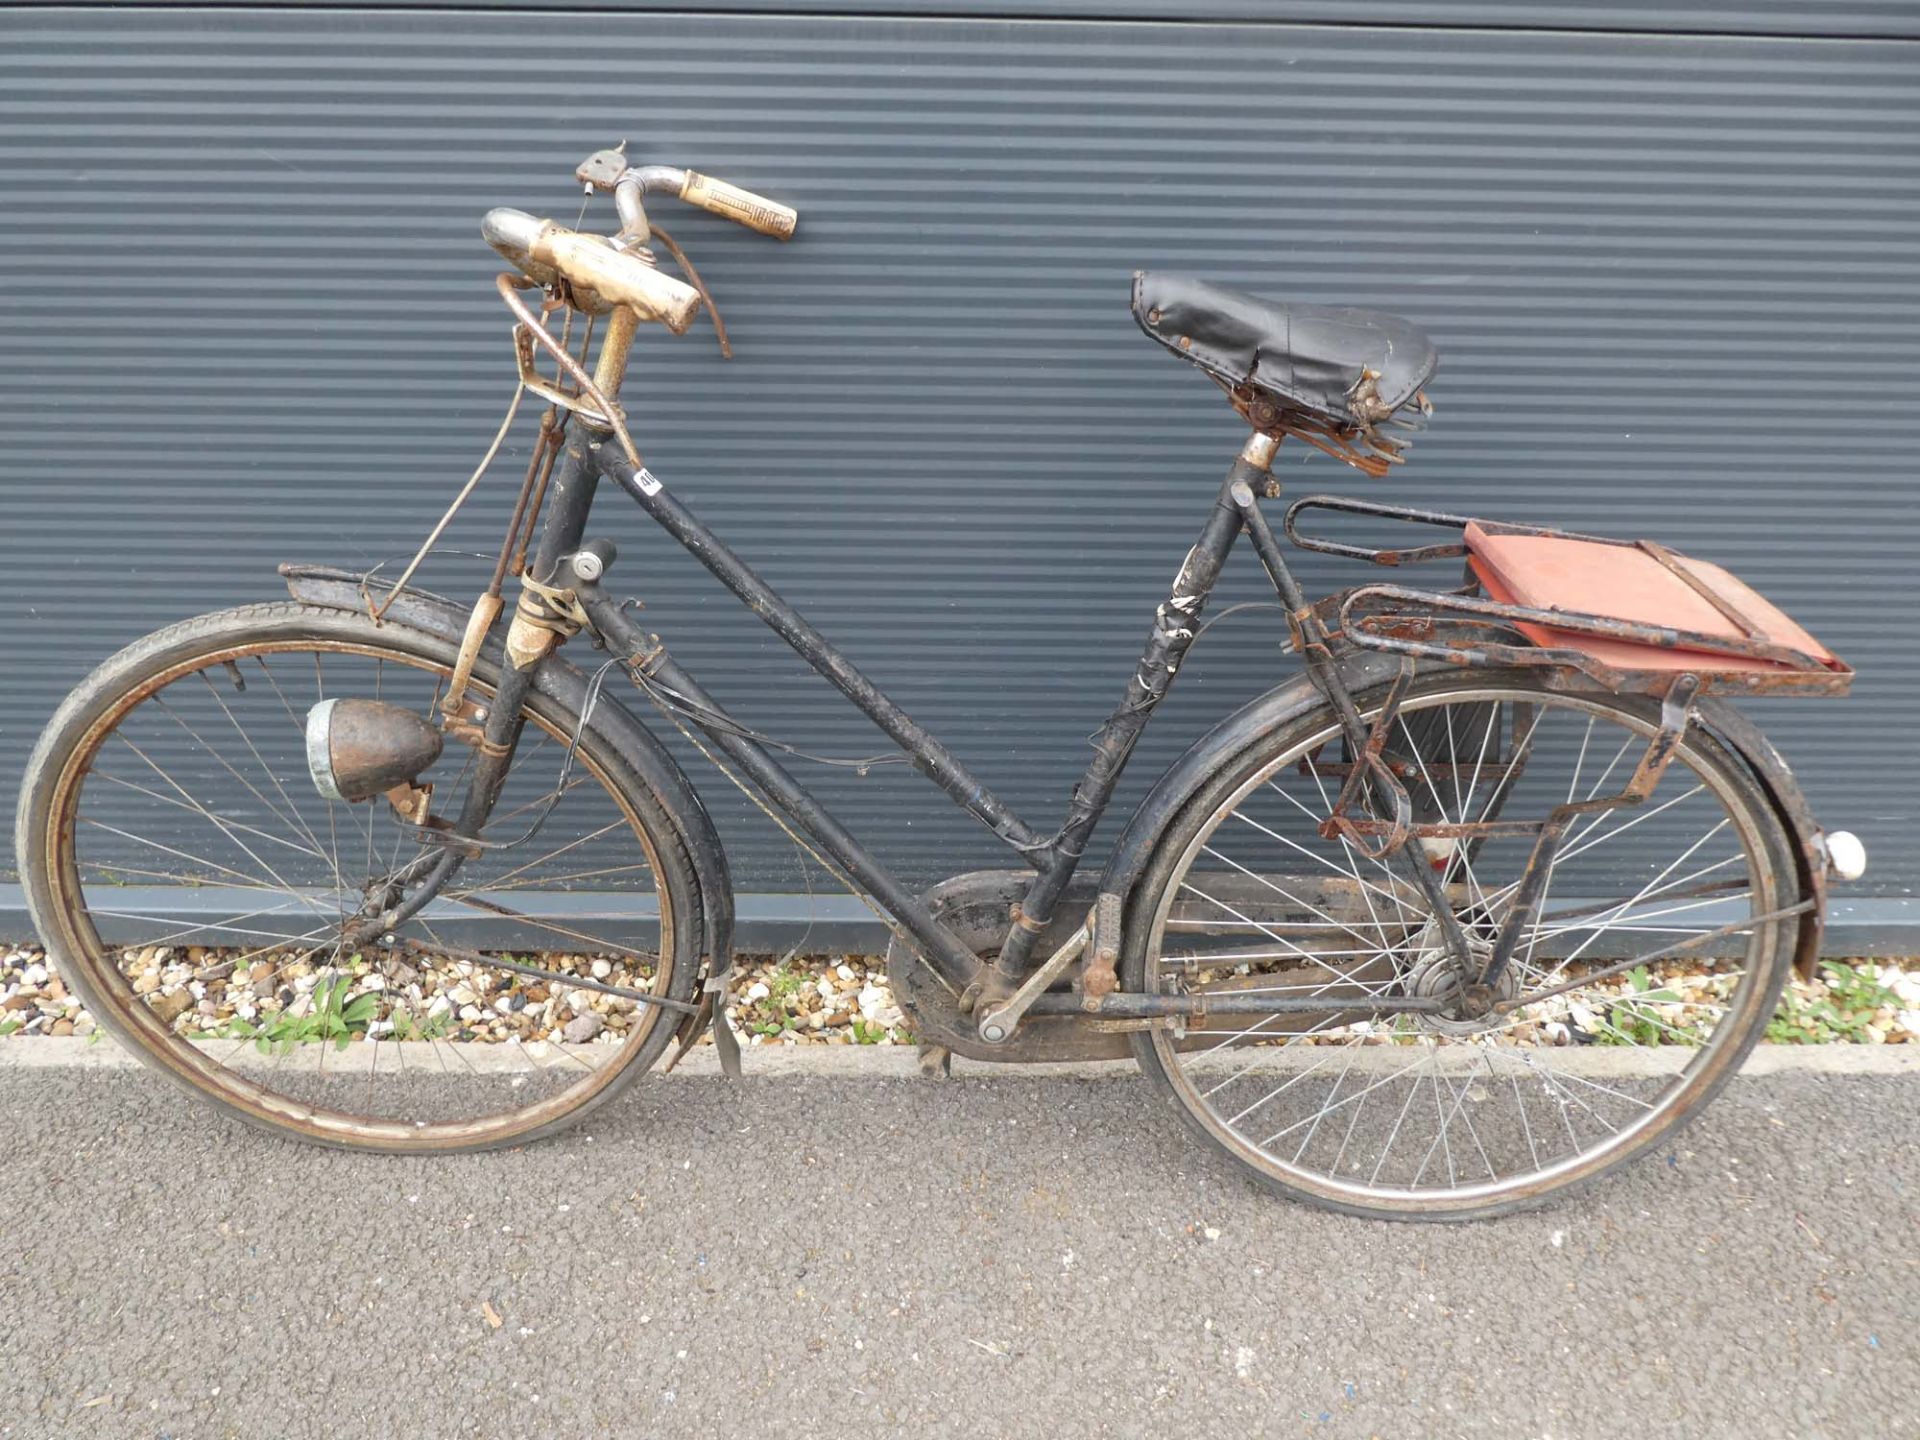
[[1284, 495, 1854, 699]]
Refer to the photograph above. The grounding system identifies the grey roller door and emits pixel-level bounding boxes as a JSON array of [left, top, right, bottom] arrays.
[[2, 6, 1913, 945]]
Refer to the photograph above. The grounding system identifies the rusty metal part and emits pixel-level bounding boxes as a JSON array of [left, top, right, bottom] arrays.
[[513, 319, 615, 431], [511, 429, 565, 579], [1239, 430, 1280, 471], [1469, 674, 1700, 992], [1283, 494, 1852, 699], [574, 143, 630, 191], [488, 309, 586, 591], [1007, 903, 1047, 937], [503, 608, 557, 671], [576, 149, 800, 242], [1284, 493, 1473, 567], [518, 573, 590, 631], [1230, 378, 1429, 478], [440, 695, 489, 750], [589, 303, 642, 409], [1079, 891, 1124, 1007], [383, 779, 433, 826], [1317, 661, 1418, 858], [1319, 673, 1705, 962], [1339, 584, 1852, 698], [488, 408, 563, 595], [442, 592, 503, 719], [504, 573, 589, 670]]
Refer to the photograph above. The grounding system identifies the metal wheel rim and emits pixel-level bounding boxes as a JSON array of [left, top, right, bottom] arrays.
[[1142, 682, 1782, 1213], [41, 634, 679, 1149]]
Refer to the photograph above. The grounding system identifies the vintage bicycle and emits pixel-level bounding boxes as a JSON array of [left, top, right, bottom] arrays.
[[16, 148, 1868, 1218]]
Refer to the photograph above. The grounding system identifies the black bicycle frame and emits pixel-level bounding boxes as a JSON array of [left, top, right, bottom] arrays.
[[462, 425, 1315, 993], [410, 419, 1476, 1005]]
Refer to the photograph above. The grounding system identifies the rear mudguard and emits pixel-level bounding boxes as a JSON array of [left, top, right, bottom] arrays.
[[1097, 649, 1829, 980], [279, 565, 736, 1051]]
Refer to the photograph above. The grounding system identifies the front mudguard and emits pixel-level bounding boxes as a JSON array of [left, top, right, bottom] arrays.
[[1096, 649, 1830, 980], [278, 565, 736, 1053]]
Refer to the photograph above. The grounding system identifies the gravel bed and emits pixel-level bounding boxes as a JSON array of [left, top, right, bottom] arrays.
[[0, 943, 908, 1050], [2, 943, 1914, 1050]]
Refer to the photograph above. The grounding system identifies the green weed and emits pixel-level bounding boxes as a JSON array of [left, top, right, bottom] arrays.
[[1593, 965, 1695, 1046], [221, 973, 380, 1054], [1767, 961, 1898, 1044]]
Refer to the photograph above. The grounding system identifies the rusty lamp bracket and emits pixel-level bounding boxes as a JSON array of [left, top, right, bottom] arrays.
[[383, 779, 434, 827]]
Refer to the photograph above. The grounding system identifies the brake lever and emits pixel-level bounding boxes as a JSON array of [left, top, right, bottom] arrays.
[[648, 223, 732, 360]]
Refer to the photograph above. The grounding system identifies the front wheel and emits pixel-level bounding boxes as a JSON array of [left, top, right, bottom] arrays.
[[1123, 673, 1798, 1220], [16, 601, 702, 1152]]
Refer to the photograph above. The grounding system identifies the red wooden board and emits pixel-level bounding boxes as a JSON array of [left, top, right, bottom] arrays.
[[1464, 524, 1835, 675]]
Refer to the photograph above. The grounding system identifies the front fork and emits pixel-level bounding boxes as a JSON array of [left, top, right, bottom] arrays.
[[349, 312, 643, 939]]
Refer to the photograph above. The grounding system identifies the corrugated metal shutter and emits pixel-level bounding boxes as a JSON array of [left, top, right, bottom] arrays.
[[244, 2, 1920, 40], [2, 7, 1914, 938]]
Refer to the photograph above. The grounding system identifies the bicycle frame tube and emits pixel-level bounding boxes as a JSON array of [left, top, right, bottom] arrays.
[[552, 431, 1282, 992], [413, 314, 1425, 993], [401, 392, 1458, 1005]]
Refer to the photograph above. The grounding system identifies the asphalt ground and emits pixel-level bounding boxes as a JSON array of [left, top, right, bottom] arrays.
[[0, 1046, 1913, 1439]]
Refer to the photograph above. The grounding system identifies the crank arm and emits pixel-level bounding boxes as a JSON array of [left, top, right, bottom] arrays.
[[976, 923, 1088, 1044]]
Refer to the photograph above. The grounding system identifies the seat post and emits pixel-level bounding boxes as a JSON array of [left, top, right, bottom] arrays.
[[1240, 428, 1280, 473]]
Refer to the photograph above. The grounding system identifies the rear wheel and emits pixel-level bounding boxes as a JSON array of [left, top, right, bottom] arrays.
[[1124, 674, 1797, 1220], [17, 602, 701, 1152]]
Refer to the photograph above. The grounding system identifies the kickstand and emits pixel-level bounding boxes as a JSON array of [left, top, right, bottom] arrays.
[[663, 982, 744, 1079], [917, 1043, 952, 1080], [711, 1005, 743, 1078]]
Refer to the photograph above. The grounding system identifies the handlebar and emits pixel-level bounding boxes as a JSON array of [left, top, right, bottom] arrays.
[[575, 149, 799, 242], [481, 150, 797, 339], [481, 208, 702, 333]]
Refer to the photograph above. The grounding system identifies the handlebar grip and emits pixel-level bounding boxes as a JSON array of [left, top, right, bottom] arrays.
[[531, 222, 702, 333], [678, 171, 799, 240]]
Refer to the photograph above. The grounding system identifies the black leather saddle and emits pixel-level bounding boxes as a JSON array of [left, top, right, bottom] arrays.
[[1131, 272, 1437, 436]]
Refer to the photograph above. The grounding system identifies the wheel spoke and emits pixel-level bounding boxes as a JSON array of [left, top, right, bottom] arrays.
[[1141, 684, 1786, 1215], [44, 627, 684, 1151]]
